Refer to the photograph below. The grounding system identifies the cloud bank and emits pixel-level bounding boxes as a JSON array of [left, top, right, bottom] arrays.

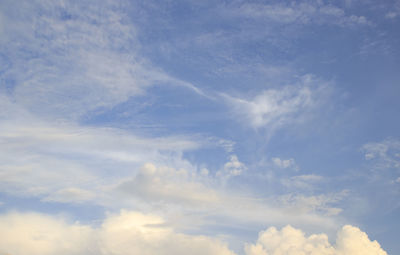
[[0, 211, 234, 255], [0, 211, 387, 255]]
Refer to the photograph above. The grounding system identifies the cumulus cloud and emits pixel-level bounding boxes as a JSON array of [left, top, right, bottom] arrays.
[[0, 211, 387, 255], [0, 212, 96, 255], [0, 211, 235, 255], [245, 225, 387, 255]]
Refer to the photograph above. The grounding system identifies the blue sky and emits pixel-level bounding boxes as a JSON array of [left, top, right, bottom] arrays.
[[0, 0, 399, 254]]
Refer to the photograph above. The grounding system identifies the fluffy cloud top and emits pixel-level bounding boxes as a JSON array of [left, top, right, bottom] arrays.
[[245, 225, 387, 255], [0, 211, 387, 255]]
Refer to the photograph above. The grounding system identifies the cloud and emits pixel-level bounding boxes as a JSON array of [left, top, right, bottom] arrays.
[[0, 210, 236, 255], [217, 155, 247, 178], [385, 1, 400, 19], [0, 0, 204, 119], [362, 138, 400, 170], [281, 174, 323, 189], [277, 191, 347, 216], [0, 211, 96, 255], [115, 164, 340, 233], [272, 157, 298, 170], [0, 106, 201, 201], [245, 225, 387, 255], [227, 1, 369, 27], [0, 101, 340, 233], [118, 163, 219, 206], [118, 161, 346, 231], [0, 211, 388, 255], [224, 75, 331, 130]]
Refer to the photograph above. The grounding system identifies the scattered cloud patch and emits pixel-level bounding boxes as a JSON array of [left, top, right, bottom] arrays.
[[277, 191, 347, 216], [228, 1, 369, 27], [281, 174, 323, 189], [225, 75, 331, 130], [272, 157, 298, 170], [217, 155, 247, 179], [362, 138, 400, 170], [385, 1, 400, 19]]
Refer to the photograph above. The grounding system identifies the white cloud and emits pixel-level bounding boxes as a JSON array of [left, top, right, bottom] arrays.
[[386, 12, 398, 19], [0, 210, 236, 255], [0, 102, 340, 233], [0, 211, 96, 255], [362, 138, 400, 170], [0, 211, 388, 255], [281, 174, 323, 189], [272, 157, 298, 170], [118, 163, 219, 206], [217, 155, 247, 178], [115, 164, 339, 233], [277, 191, 347, 216], [0, 107, 201, 201], [245, 225, 387, 255], [385, 1, 400, 19], [229, 1, 369, 27], [225, 75, 331, 130], [0, 0, 204, 119]]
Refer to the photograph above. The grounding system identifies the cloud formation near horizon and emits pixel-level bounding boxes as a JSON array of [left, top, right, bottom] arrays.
[[0, 211, 387, 255]]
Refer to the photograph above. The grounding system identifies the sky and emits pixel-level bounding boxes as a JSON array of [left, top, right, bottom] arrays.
[[0, 0, 399, 254]]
